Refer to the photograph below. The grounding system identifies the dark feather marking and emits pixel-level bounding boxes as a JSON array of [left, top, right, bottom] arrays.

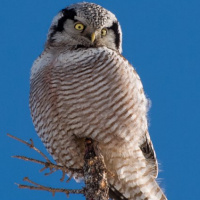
[[49, 8, 77, 42], [140, 137, 155, 160], [108, 21, 120, 50], [109, 186, 128, 200]]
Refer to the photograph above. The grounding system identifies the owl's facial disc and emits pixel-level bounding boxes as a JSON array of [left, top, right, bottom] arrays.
[[47, 3, 122, 53]]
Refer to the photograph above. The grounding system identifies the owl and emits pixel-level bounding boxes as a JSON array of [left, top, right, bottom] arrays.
[[30, 2, 167, 200]]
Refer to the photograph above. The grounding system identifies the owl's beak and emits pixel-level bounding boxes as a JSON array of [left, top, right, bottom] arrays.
[[91, 32, 96, 43]]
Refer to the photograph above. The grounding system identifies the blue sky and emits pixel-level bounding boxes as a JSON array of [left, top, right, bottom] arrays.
[[1, 0, 200, 199]]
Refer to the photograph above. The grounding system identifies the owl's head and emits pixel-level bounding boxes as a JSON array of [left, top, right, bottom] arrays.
[[46, 2, 122, 53]]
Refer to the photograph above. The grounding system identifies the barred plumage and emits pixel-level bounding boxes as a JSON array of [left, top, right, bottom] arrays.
[[30, 2, 167, 199]]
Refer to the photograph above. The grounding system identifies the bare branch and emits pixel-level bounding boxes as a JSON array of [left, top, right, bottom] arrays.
[[84, 138, 109, 200], [8, 134, 83, 180], [12, 155, 82, 175], [8, 134, 110, 199], [7, 133, 50, 162], [15, 177, 84, 197]]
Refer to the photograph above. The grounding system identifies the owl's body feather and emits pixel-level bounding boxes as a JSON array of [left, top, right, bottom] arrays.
[[30, 3, 167, 199]]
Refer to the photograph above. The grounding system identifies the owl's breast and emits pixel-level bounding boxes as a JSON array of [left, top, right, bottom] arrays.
[[30, 47, 148, 152]]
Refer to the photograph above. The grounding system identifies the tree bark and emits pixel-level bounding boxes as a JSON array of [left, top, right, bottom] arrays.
[[84, 138, 109, 200]]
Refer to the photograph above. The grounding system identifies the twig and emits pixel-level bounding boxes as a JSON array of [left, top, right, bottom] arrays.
[[12, 155, 82, 176], [8, 134, 110, 199], [15, 177, 84, 197], [7, 134, 83, 181], [7, 133, 50, 162]]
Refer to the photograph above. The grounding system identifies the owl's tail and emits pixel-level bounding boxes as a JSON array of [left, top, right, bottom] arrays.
[[109, 176, 167, 200], [106, 148, 167, 200]]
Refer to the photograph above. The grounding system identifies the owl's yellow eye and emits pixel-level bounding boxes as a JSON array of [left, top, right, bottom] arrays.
[[101, 28, 107, 36], [74, 23, 85, 31]]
